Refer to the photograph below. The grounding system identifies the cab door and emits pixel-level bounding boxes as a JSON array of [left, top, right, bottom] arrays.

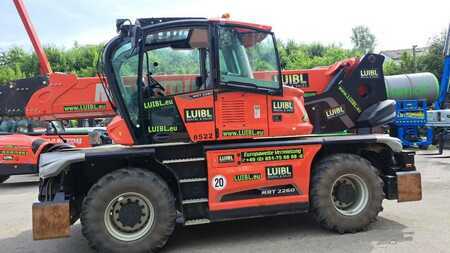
[[142, 96, 189, 143]]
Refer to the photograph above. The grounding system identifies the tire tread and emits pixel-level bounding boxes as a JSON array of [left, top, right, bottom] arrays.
[[310, 153, 384, 233], [81, 168, 176, 253]]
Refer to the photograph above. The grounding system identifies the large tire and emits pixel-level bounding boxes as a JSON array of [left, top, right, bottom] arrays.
[[310, 153, 384, 233], [81, 168, 176, 253], [0, 176, 9, 183]]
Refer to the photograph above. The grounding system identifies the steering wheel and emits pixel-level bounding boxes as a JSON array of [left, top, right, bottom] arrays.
[[143, 77, 165, 97], [149, 81, 165, 91]]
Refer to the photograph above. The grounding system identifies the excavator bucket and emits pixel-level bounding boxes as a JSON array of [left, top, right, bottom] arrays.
[[0, 76, 48, 117], [304, 54, 395, 133]]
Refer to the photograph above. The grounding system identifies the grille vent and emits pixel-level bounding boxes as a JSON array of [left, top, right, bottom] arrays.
[[220, 99, 246, 125]]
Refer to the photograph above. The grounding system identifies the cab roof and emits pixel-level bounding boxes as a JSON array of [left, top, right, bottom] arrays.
[[118, 17, 272, 34], [208, 18, 272, 31]]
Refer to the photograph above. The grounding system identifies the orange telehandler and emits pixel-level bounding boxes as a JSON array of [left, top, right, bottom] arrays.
[[3, 1, 422, 252]]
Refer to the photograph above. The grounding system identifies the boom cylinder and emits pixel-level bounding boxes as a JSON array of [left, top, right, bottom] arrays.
[[384, 73, 440, 103]]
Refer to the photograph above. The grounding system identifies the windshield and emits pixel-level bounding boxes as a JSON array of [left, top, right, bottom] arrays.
[[112, 42, 140, 125], [218, 26, 280, 90]]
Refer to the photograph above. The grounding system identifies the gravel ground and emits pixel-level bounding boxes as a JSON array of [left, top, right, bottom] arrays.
[[0, 150, 449, 253]]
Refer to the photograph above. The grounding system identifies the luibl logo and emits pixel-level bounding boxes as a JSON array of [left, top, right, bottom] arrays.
[[281, 73, 309, 88], [272, 100, 294, 113], [325, 105, 345, 119], [266, 165, 293, 180], [360, 69, 379, 79], [184, 108, 213, 122], [218, 154, 234, 163]]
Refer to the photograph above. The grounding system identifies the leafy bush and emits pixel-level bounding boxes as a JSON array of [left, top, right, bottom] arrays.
[[0, 43, 103, 83]]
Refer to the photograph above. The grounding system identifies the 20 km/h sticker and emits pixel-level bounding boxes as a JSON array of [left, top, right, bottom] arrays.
[[212, 175, 227, 191]]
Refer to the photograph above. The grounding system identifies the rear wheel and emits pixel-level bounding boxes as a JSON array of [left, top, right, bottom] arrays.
[[310, 153, 384, 233], [81, 168, 176, 253], [0, 176, 9, 183]]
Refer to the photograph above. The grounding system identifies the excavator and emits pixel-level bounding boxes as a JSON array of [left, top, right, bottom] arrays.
[[0, 0, 115, 183], [2, 1, 424, 252]]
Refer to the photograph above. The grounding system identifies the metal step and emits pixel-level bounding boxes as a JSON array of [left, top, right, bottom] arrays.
[[162, 157, 205, 164], [185, 219, 211, 226], [182, 198, 208, 205], [179, 177, 207, 183]]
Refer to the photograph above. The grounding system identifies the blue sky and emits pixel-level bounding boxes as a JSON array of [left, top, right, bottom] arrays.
[[1, 0, 449, 52]]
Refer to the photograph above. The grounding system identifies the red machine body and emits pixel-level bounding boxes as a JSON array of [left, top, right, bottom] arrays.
[[206, 144, 321, 211], [280, 58, 359, 96], [24, 73, 116, 120], [174, 86, 313, 143], [0, 135, 48, 166], [0, 133, 91, 163], [0, 132, 93, 181]]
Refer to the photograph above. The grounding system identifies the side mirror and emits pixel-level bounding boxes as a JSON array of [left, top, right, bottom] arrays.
[[116, 19, 131, 33]]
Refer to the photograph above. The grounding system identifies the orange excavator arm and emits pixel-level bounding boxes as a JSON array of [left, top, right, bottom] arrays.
[[0, 0, 116, 120]]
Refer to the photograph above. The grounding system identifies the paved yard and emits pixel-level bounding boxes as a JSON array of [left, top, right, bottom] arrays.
[[0, 150, 449, 253]]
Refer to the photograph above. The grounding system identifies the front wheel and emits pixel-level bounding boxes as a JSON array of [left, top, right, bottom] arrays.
[[310, 153, 384, 233], [81, 168, 176, 253], [0, 176, 9, 183]]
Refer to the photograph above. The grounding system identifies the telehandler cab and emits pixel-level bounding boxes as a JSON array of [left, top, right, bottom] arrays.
[[30, 17, 422, 253]]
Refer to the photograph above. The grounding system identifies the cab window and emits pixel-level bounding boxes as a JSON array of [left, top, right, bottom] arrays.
[[143, 27, 210, 96], [218, 26, 281, 91], [145, 47, 207, 95], [112, 44, 140, 125]]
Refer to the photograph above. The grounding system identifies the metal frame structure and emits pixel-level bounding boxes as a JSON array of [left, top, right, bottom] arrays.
[[392, 24, 450, 150]]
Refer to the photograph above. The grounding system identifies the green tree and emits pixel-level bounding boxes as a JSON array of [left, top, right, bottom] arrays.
[[0, 43, 106, 84], [0, 29, 445, 85], [384, 32, 446, 77], [417, 33, 446, 79], [278, 40, 361, 70], [351, 25, 376, 53], [383, 59, 402, 76]]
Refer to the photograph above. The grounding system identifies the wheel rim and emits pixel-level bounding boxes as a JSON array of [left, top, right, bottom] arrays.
[[331, 174, 369, 216], [104, 192, 155, 241]]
